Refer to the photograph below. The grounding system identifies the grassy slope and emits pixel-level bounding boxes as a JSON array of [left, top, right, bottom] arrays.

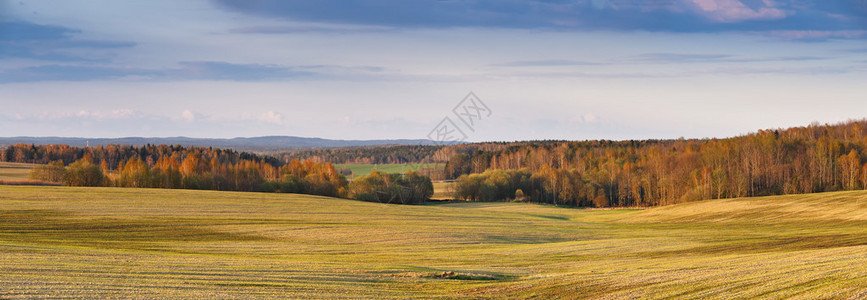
[[431, 181, 455, 200], [0, 162, 35, 180], [334, 163, 443, 177], [1, 187, 866, 298]]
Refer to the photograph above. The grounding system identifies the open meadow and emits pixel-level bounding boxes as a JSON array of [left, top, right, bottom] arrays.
[[334, 163, 443, 177], [431, 181, 455, 200], [0, 162, 35, 181], [1, 186, 867, 298]]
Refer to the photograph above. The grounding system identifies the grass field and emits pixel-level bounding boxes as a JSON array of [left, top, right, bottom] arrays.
[[0, 162, 35, 180], [2, 186, 867, 298], [431, 181, 455, 200], [334, 163, 443, 177]]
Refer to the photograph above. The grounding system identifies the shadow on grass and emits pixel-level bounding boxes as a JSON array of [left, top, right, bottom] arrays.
[[639, 233, 867, 257], [0, 209, 270, 251]]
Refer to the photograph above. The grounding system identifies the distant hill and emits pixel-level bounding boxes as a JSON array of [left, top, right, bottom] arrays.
[[0, 136, 437, 152]]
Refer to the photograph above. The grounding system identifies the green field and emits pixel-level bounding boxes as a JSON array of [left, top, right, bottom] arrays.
[[431, 181, 455, 200], [0, 162, 36, 180], [334, 163, 443, 177], [2, 186, 867, 298]]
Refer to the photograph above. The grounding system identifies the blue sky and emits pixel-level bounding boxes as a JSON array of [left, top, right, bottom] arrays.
[[1, 0, 866, 141]]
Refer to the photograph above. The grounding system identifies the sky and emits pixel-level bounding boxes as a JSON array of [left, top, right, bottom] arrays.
[[1, 0, 866, 142]]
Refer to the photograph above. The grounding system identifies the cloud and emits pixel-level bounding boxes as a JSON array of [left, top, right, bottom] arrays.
[[570, 113, 599, 124], [0, 65, 159, 83], [1, 108, 293, 138], [0, 61, 381, 83], [180, 109, 196, 122], [632, 53, 735, 63], [488, 53, 830, 74], [843, 47, 867, 53], [228, 24, 393, 35], [760, 30, 867, 41], [79, 109, 137, 120], [14, 109, 142, 121], [0, 20, 136, 61], [259, 111, 283, 125], [493, 59, 604, 67], [629, 52, 828, 63], [688, 0, 789, 23], [0, 21, 78, 41], [173, 61, 313, 81], [212, 0, 867, 39], [238, 111, 285, 125]]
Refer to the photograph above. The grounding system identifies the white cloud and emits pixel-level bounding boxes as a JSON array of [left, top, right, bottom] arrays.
[[689, 0, 789, 23], [259, 111, 283, 125], [27, 109, 138, 121], [181, 109, 196, 122], [570, 113, 599, 124]]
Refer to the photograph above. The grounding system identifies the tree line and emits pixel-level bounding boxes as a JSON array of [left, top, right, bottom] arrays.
[[12, 119, 867, 207], [277, 144, 444, 165], [448, 120, 867, 207], [22, 146, 346, 197], [8, 143, 435, 204]]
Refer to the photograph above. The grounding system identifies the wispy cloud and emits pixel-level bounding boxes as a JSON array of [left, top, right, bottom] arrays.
[[229, 24, 393, 35], [173, 61, 312, 81], [489, 53, 829, 71], [15, 109, 143, 121], [759, 30, 867, 41], [687, 0, 790, 23], [631, 53, 735, 63], [213, 0, 867, 40], [0, 21, 136, 61], [0, 61, 386, 83], [258, 111, 284, 125], [179, 109, 197, 122], [629, 53, 828, 63], [842, 47, 867, 54], [493, 59, 604, 67], [0, 21, 78, 41], [0, 65, 158, 83]]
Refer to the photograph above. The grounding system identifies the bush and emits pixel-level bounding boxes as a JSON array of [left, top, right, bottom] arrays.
[[30, 160, 66, 183], [514, 189, 525, 201], [454, 169, 533, 202], [349, 170, 433, 204], [64, 159, 105, 187]]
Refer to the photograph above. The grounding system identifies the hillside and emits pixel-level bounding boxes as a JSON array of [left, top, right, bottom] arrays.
[[0, 136, 435, 152], [1, 186, 866, 298]]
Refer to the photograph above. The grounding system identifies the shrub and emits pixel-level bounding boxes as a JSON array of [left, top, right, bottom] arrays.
[[64, 159, 105, 187], [29, 160, 66, 183]]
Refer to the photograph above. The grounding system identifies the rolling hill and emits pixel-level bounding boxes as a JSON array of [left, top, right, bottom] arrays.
[[0, 136, 437, 152], [1, 186, 866, 298]]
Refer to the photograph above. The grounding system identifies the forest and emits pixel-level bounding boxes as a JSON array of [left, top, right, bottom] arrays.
[[9, 144, 347, 197], [7, 120, 867, 207], [278, 144, 445, 164], [446, 120, 867, 206], [3, 143, 433, 204], [273, 120, 867, 207]]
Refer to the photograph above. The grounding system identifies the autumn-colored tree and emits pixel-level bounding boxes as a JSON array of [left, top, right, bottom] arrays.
[[29, 160, 66, 183], [64, 158, 105, 187], [118, 157, 150, 188], [349, 170, 433, 204]]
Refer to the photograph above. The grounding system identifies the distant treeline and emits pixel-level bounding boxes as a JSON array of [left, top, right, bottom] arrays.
[[448, 120, 867, 207], [278, 145, 445, 164], [9, 144, 346, 196], [274, 119, 867, 207], [11, 119, 867, 207], [4, 144, 432, 203]]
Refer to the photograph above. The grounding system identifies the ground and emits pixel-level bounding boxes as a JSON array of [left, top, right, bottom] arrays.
[[1, 186, 866, 298], [334, 163, 443, 177], [431, 181, 455, 200], [0, 162, 35, 181]]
